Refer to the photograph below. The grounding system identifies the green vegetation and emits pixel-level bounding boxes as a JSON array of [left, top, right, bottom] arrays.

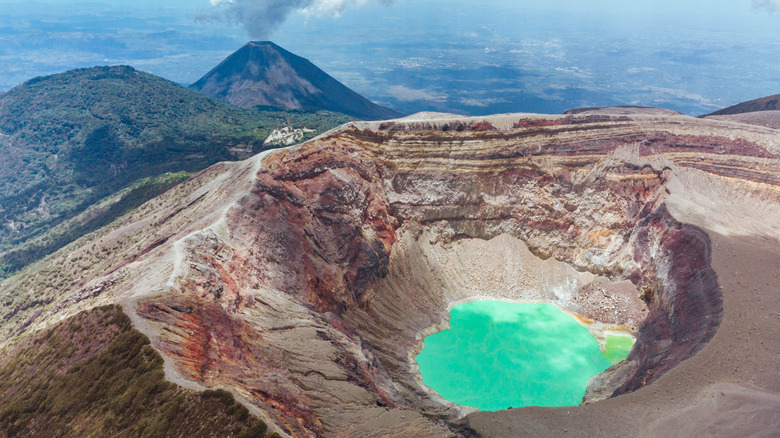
[[0, 171, 192, 277], [0, 167, 222, 341], [0, 305, 277, 437], [0, 65, 352, 277]]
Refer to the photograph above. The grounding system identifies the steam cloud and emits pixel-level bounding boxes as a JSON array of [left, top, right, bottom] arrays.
[[204, 0, 399, 39], [753, 0, 780, 13]]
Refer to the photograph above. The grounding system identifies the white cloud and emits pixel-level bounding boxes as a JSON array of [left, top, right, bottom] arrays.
[[301, 0, 375, 18], [387, 85, 445, 102]]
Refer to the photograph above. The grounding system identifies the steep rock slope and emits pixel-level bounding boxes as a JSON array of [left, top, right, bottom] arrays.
[[2, 111, 779, 437], [190, 42, 403, 121]]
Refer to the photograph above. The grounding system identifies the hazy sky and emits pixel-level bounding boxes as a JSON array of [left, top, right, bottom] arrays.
[[1, 0, 779, 113], [1, 0, 777, 42], [204, 0, 778, 39], [3, 0, 779, 22]]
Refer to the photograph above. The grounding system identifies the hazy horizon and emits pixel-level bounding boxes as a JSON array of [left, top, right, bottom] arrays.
[[1, 0, 779, 114]]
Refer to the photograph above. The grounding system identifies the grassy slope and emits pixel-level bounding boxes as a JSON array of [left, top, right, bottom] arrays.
[[0, 163, 226, 342], [0, 65, 352, 277], [0, 171, 193, 278], [0, 305, 279, 438]]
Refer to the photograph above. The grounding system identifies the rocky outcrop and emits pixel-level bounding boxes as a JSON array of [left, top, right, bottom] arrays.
[[264, 127, 316, 146], [3, 111, 779, 437], [618, 208, 721, 393]]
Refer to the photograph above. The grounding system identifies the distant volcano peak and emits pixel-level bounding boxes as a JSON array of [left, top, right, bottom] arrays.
[[190, 41, 402, 121], [246, 40, 281, 48]]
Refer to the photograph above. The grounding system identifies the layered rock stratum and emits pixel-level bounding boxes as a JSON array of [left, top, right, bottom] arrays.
[[2, 110, 779, 437]]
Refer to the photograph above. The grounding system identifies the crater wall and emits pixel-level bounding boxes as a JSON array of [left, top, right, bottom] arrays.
[[134, 114, 751, 436], [4, 112, 779, 437]]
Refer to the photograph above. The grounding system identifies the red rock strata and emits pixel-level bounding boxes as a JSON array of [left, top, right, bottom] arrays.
[[126, 113, 778, 436]]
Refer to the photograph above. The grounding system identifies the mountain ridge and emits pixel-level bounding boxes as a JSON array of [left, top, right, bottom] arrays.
[[702, 93, 780, 129], [706, 93, 780, 116], [190, 41, 404, 121], [0, 65, 351, 277]]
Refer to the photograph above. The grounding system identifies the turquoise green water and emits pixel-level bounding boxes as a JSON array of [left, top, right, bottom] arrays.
[[415, 301, 633, 411], [601, 334, 635, 365]]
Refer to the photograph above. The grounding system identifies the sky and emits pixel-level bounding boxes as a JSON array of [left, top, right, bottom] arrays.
[[3, 0, 779, 33], [0, 0, 779, 114]]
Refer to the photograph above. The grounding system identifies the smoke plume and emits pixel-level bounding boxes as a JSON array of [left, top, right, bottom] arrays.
[[204, 0, 399, 39], [753, 0, 780, 13]]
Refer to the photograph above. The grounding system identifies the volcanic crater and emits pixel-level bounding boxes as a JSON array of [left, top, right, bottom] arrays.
[[137, 112, 728, 436], [5, 110, 780, 437]]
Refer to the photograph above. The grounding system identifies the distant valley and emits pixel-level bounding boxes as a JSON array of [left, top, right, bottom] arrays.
[[2, 1, 780, 117]]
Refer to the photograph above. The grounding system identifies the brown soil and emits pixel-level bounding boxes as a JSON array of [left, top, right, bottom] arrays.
[[461, 232, 780, 437]]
